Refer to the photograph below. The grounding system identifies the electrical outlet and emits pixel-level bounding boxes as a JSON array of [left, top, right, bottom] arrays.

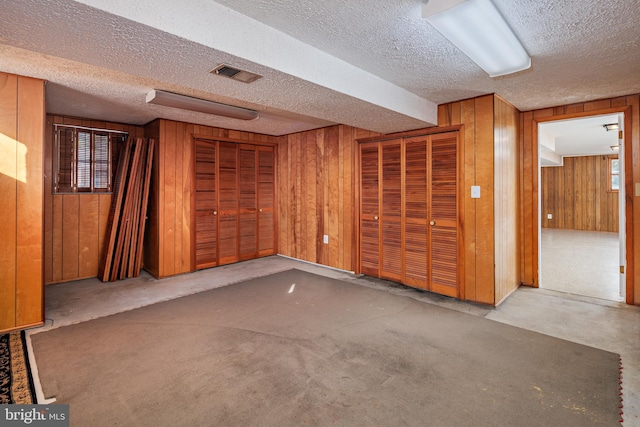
[[547, 213, 552, 219]]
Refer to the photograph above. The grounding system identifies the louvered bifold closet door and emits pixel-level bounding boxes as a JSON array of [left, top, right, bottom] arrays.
[[239, 145, 258, 260], [257, 146, 275, 256], [428, 132, 459, 297], [194, 140, 218, 269], [403, 136, 428, 289], [218, 142, 240, 265], [380, 141, 403, 281], [360, 143, 380, 276]]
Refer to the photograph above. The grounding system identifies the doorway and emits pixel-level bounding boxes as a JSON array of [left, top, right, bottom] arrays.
[[538, 113, 625, 302]]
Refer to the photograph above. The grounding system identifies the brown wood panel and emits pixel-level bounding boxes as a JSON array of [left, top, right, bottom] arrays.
[[15, 75, 44, 328], [218, 142, 239, 264], [62, 195, 80, 281], [542, 156, 619, 232], [194, 140, 218, 269], [174, 121, 185, 273], [404, 136, 428, 288], [429, 132, 459, 298], [460, 99, 477, 301], [0, 73, 18, 330], [380, 141, 403, 281], [239, 145, 258, 260], [360, 143, 380, 276], [473, 95, 496, 304], [43, 116, 54, 284], [278, 125, 378, 272], [162, 120, 176, 276], [78, 194, 100, 278], [258, 146, 276, 256], [328, 127, 340, 268], [493, 96, 520, 305]]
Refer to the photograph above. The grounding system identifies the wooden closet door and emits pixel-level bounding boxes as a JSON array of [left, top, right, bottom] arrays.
[[194, 140, 218, 269], [218, 142, 239, 265], [239, 145, 258, 260], [380, 141, 402, 281], [360, 143, 380, 276], [404, 136, 428, 289], [428, 132, 459, 297], [257, 146, 275, 256]]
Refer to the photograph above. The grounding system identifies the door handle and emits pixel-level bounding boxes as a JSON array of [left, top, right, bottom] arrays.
[[429, 220, 436, 226], [374, 215, 379, 221]]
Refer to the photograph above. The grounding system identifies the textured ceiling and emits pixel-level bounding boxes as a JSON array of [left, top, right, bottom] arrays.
[[1, 0, 639, 136]]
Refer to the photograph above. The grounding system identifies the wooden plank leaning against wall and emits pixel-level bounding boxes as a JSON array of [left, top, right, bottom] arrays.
[[143, 119, 281, 279], [0, 73, 44, 333], [519, 95, 639, 305], [43, 115, 145, 285]]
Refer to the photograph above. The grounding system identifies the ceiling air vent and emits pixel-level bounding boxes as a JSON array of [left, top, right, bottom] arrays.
[[211, 64, 262, 84]]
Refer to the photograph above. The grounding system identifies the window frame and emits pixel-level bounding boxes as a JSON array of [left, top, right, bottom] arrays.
[[53, 124, 128, 194], [608, 156, 620, 192]]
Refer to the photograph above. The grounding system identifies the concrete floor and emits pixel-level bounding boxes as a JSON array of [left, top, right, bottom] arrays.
[[27, 255, 640, 425], [540, 228, 623, 301]]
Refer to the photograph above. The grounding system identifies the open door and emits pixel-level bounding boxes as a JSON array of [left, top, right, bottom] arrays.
[[617, 113, 626, 299]]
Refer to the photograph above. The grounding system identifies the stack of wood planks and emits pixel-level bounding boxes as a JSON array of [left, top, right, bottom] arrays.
[[99, 137, 155, 282]]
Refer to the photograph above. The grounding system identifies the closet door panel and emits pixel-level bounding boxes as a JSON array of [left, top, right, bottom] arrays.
[[217, 142, 239, 265], [404, 136, 428, 289], [258, 147, 275, 255], [194, 140, 217, 269], [429, 132, 458, 297], [360, 144, 380, 276], [239, 145, 257, 260], [380, 142, 402, 281]]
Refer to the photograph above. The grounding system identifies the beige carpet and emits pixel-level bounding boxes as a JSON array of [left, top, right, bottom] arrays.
[[31, 269, 621, 426]]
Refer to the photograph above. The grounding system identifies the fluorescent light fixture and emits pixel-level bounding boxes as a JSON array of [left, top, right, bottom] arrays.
[[146, 90, 259, 121], [603, 123, 619, 131], [422, 0, 531, 77]]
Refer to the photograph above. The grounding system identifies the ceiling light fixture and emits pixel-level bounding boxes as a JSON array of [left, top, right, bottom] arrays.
[[146, 90, 259, 121], [422, 0, 531, 77], [603, 123, 619, 132]]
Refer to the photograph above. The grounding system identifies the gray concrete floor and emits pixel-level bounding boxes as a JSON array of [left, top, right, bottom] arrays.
[[27, 255, 640, 425]]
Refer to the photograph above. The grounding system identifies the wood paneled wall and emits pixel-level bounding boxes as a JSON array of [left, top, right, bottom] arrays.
[[277, 125, 380, 271], [0, 73, 44, 332], [144, 119, 281, 278], [43, 116, 144, 284], [542, 156, 619, 232], [520, 95, 638, 305], [438, 94, 520, 305], [493, 96, 521, 305]]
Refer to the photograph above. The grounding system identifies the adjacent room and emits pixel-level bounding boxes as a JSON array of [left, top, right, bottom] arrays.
[[1, 0, 640, 425], [539, 114, 625, 302]]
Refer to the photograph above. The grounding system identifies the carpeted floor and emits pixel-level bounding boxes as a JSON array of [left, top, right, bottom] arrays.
[[0, 330, 36, 404], [31, 269, 622, 426]]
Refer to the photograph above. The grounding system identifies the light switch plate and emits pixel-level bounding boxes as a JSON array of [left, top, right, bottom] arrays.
[[471, 186, 481, 199], [323, 234, 329, 244]]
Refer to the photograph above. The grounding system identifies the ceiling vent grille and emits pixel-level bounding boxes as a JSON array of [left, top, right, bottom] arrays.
[[211, 64, 262, 84]]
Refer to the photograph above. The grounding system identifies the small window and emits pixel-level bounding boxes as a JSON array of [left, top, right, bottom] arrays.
[[54, 125, 127, 193], [609, 157, 619, 192]]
